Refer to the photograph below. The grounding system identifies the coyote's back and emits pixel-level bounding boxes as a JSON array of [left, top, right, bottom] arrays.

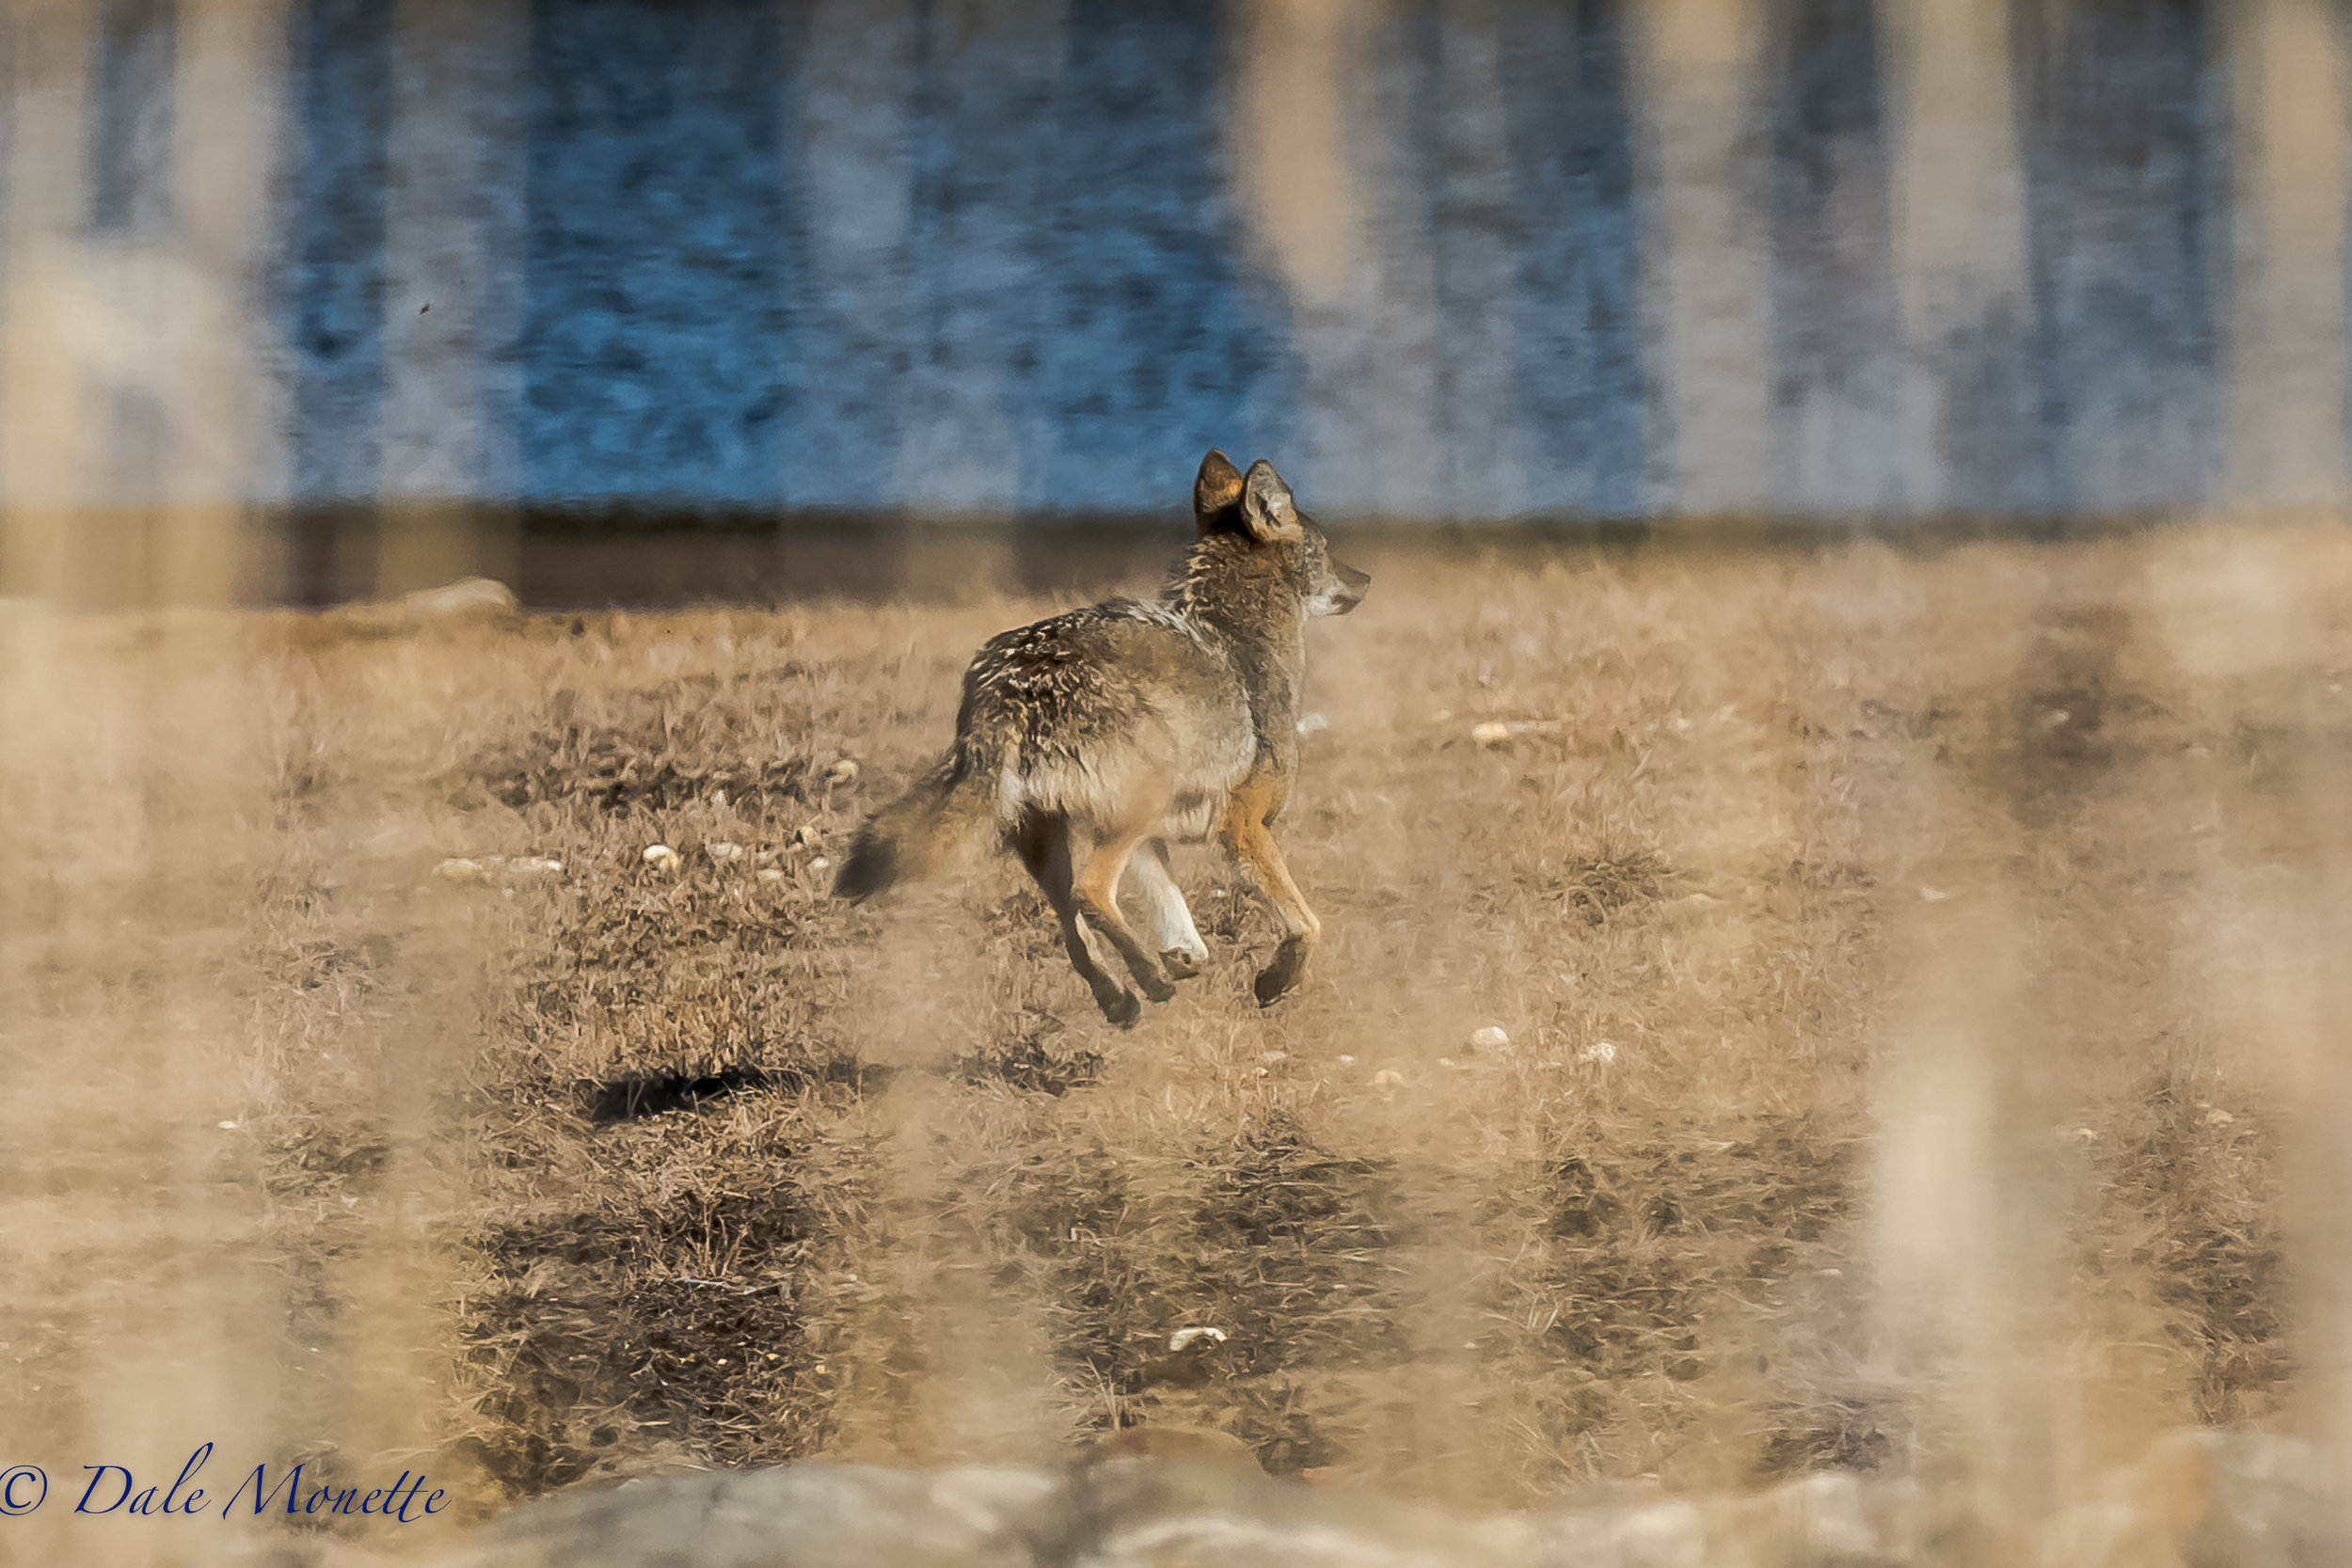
[[834, 451, 1369, 1024]]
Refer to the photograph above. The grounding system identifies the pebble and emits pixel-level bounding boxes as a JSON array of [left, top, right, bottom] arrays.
[[431, 855, 564, 886], [392, 576, 516, 617], [824, 759, 860, 785], [644, 845, 679, 870], [1471, 718, 1566, 747], [707, 841, 745, 862], [1469, 1025, 1511, 1051]]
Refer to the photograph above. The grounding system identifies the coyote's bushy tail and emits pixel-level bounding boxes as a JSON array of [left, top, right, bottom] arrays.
[[832, 751, 1001, 900]]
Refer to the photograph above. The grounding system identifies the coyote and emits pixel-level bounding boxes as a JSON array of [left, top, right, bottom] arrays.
[[833, 451, 1370, 1024]]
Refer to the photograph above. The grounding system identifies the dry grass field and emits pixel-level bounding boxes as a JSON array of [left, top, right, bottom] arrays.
[[7, 518, 2352, 1557]]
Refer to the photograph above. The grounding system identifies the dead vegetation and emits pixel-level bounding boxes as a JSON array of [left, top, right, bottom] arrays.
[[2, 520, 2346, 1544]]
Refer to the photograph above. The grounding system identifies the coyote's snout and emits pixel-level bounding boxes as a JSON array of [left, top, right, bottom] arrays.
[[834, 451, 1369, 1024]]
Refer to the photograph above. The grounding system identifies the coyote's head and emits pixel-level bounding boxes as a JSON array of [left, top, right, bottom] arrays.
[[1191, 451, 1371, 617]]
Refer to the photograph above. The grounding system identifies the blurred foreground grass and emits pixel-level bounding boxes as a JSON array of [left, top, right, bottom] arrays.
[[3, 518, 2349, 1560]]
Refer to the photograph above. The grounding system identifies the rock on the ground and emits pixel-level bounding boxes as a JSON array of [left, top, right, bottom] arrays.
[[260, 1430, 2350, 1568], [399, 578, 519, 616]]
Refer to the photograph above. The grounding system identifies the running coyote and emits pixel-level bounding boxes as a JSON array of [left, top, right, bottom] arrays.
[[834, 451, 1370, 1024]]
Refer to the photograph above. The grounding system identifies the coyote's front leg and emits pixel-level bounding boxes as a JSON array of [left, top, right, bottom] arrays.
[[1124, 839, 1209, 980], [1215, 777, 1321, 1006]]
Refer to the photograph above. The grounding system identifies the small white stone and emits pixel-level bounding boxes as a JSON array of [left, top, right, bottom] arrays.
[[507, 857, 564, 877], [810, 857, 832, 872], [707, 841, 745, 862], [824, 758, 860, 785], [1581, 1041, 1618, 1064], [2044, 708, 2071, 728], [1372, 1069, 1405, 1088], [1295, 712, 1328, 735], [431, 857, 488, 884], [396, 577, 516, 616], [1437, 1056, 1459, 1069], [217, 1120, 239, 1131], [791, 824, 823, 848], [1469, 1025, 1511, 1051], [756, 868, 786, 883], [1470, 721, 1512, 747], [643, 844, 679, 869], [1337, 1054, 1357, 1067], [1168, 1326, 1229, 1353], [755, 848, 778, 866], [1261, 1051, 1289, 1064]]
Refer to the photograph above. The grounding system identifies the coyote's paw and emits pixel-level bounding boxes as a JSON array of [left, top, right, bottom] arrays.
[[1099, 990, 1143, 1028], [1253, 941, 1311, 1006]]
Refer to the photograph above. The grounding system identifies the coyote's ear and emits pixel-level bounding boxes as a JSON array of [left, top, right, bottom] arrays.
[[1240, 460, 1304, 543], [1194, 449, 1244, 520]]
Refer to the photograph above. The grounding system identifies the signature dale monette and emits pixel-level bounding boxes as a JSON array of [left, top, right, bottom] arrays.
[[0, 1445, 448, 1523]]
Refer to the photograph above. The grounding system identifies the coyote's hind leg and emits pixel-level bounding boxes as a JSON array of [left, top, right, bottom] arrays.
[[1125, 838, 1208, 980], [1070, 816, 1180, 1006], [1014, 813, 1142, 1026]]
